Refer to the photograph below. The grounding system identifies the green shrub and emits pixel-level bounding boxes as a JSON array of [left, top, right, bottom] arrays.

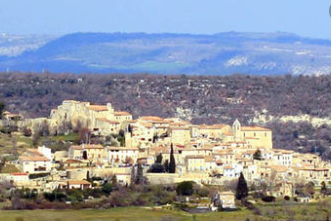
[[261, 196, 276, 202], [102, 183, 113, 196], [176, 181, 194, 196]]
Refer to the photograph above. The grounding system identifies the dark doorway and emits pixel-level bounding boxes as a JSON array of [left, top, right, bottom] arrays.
[[83, 151, 88, 160]]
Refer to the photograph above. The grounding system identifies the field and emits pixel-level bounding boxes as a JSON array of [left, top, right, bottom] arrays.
[[1, 199, 331, 221], [0, 207, 253, 221]]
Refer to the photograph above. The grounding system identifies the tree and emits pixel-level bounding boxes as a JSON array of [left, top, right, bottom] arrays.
[[148, 163, 165, 173], [40, 120, 50, 137], [321, 181, 327, 197], [176, 181, 194, 196], [253, 149, 262, 160], [79, 128, 91, 144], [169, 143, 176, 173], [135, 163, 145, 185], [305, 181, 315, 196], [164, 159, 169, 172], [156, 153, 163, 164], [130, 165, 136, 185], [23, 127, 32, 137], [236, 172, 248, 200], [102, 183, 113, 196], [0, 102, 4, 119], [110, 175, 117, 186]]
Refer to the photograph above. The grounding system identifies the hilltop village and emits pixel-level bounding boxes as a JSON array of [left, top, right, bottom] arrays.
[[0, 100, 330, 209]]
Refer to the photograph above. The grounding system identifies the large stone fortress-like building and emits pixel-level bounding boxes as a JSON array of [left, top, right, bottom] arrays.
[[50, 100, 132, 136], [49, 100, 272, 150]]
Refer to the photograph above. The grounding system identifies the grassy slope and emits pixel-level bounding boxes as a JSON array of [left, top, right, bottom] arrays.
[[0, 207, 252, 221], [0, 132, 32, 156]]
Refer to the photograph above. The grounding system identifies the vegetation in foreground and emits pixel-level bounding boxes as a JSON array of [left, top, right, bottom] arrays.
[[0, 207, 251, 221], [1, 199, 331, 221]]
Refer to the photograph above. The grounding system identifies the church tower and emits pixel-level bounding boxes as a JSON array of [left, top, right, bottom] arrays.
[[232, 119, 242, 141]]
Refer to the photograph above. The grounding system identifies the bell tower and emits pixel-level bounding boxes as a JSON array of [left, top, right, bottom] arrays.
[[232, 119, 242, 141]]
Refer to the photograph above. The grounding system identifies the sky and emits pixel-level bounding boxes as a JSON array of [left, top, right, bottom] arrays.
[[0, 0, 330, 39]]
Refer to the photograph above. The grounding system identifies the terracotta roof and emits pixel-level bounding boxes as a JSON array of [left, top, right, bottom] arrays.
[[59, 180, 91, 185], [88, 105, 108, 111], [20, 156, 50, 162], [140, 116, 164, 122], [274, 149, 294, 154], [114, 111, 131, 116], [12, 173, 29, 176], [241, 126, 271, 131], [214, 150, 234, 155], [140, 122, 153, 128], [198, 124, 229, 129]]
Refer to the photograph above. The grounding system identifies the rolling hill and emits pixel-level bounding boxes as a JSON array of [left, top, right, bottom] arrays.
[[1, 32, 331, 75]]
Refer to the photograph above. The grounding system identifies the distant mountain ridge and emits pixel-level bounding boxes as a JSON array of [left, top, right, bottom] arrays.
[[1, 32, 331, 75]]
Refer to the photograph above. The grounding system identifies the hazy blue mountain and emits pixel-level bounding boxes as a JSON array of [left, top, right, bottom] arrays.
[[0, 34, 58, 57], [1, 32, 331, 75]]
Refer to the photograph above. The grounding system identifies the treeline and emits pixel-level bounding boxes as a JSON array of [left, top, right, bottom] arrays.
[[1, 72, 331, 121], [269, 121, 331, 160], [2, 72, 331, 157]]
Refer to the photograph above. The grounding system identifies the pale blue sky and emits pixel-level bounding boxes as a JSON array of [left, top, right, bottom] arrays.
[[0, 0, 330, 39]]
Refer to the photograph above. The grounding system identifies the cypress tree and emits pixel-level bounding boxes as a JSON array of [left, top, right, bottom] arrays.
[[236, 172, 248, 200], [164, 159, 169, 172], [130, 165, 136, 185], [169, 143, 176, 173], [135, 163, 144, 184], [321, 181, 327, 196], [156, 153, 163, 164], [0, 102, 4, 119]]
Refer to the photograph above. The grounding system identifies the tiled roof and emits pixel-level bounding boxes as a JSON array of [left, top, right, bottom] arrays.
[[198, 124, 229, 129], [88, 105, 108, 111], [59, 180, 91, 185], [12, 172, 29, 176], [139, 116, 165, 122], [241, 126, 271, 131], [20, 156, 50, 162], [114, 111, 131, 116]]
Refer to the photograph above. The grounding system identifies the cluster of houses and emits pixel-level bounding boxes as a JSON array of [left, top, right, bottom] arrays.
[[1, 100, 330, 208]]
